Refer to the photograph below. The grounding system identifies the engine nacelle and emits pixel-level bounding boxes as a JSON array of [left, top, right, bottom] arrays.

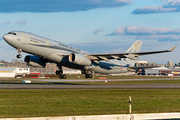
[[69, 53, 91, 66], [24, 55, 46, 68]]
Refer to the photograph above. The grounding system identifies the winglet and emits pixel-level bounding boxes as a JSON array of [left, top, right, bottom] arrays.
[[168, 46, 177, 52]]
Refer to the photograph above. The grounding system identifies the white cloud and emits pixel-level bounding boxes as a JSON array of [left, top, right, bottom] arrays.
[[164, 0, 180, 7], [93, 28, 104, 34], [132, 5, 177, 14], [110, 26, 180, 41], [0, 20, 12, 26], [132, 0, 180, 14], [15, 19, 27, 25], [111, 26, 180, 35], [136, 35, 180, 41], [4, 20, 11, 25]]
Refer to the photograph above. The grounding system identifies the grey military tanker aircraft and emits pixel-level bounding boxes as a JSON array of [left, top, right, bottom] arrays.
[[3, 31, 176, 79]]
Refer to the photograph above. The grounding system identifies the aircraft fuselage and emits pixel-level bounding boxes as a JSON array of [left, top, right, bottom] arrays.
[[3, 31, 130, 74]]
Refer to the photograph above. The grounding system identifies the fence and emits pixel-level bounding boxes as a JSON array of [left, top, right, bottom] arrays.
[[1, 113, 180, 120]]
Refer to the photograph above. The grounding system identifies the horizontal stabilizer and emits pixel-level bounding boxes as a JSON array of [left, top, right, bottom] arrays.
[[128, 66, 160, 69]]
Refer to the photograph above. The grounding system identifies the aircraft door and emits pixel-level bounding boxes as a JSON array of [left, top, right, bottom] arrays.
[[46, 39, 51, 47], [22, 33, 28, 41]]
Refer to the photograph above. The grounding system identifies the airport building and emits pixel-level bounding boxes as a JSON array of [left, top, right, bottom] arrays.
[[0, 62, 72, 74], [135, 61, 167, 67], [143, 67, 180, 76], [135, 61, 180, 76], [0, 62, 59, 73], [0, 61, 81, 77]]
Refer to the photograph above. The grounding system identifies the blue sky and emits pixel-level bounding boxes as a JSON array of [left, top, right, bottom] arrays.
[[0, 0, 180, 64]]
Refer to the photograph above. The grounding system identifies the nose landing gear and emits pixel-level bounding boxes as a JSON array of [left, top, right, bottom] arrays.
[[16, 54, 22, 58], [16, 49, 22, 58]]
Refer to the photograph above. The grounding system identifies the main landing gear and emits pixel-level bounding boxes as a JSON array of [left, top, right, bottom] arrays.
[[56, 66, 67, 79], [16, 49, 22, 58], [81, 69, 93, 79]]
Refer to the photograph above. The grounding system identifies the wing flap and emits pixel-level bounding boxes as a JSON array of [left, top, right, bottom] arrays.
[[98, 56, 109, 61], [85, 55, 98, 60], [111, 55, 119, 59]]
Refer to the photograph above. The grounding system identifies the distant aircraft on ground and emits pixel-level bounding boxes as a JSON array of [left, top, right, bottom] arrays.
[[3, 31, 176, 79]]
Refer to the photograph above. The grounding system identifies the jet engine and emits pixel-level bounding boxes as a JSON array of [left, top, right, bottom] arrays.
[[24, 55, 46, 68], [69, 53, 91, 66]]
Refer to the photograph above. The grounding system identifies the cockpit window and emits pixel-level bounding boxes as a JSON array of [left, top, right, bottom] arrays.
[[8, 32, 16, 35]]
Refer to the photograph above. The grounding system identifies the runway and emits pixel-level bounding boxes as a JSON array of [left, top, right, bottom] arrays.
[[0, 77, 179, 89], [0, 84, 179, 89], [30, 77, 180, 82]]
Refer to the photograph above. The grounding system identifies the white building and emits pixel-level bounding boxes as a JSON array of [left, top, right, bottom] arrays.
[[0, 68, 30, 78], [0, 68, 16, 78], [16, 68, 30, 74], [168, 61, 173, 68]]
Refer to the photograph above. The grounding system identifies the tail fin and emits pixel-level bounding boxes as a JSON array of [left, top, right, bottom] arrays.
[[126, 40, 143, 53]]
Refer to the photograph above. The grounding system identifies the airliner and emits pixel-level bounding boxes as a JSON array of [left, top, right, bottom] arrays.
[[3, 31, 176, 79]]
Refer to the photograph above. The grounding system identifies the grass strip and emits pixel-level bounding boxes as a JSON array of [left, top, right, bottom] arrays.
[[0, 89, 179, 118]]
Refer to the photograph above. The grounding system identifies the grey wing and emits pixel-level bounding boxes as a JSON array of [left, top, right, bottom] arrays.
[[84, 46, 177, 62]]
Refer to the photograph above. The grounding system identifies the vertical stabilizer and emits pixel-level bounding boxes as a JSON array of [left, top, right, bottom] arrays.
[[126, 40, 143, 53]]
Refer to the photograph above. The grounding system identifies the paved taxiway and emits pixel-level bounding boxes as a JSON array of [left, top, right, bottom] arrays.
[[0, 78, 180, 89]]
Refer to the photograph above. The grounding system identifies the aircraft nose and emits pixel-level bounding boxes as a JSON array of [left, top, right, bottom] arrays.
[[3, 34, 10, 42], [3, 34, 8, 41]]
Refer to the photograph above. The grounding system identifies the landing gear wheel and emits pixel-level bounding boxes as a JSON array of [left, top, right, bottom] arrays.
[[85, 74, 93, 79], [59, 74, 67, 79], [81, 70, 85, 74], [56, 70, 60, 75], [59, 74, 62, 79], [16, 54, 22, 58], [88, 74, 92, 78], [16, 49, 22, 58], [82, 70, 89, 74], [56, 70, 63, 75], [85, 74, 89, 78], [62, 74, 67, 79], [85, 70, 89, 74]]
